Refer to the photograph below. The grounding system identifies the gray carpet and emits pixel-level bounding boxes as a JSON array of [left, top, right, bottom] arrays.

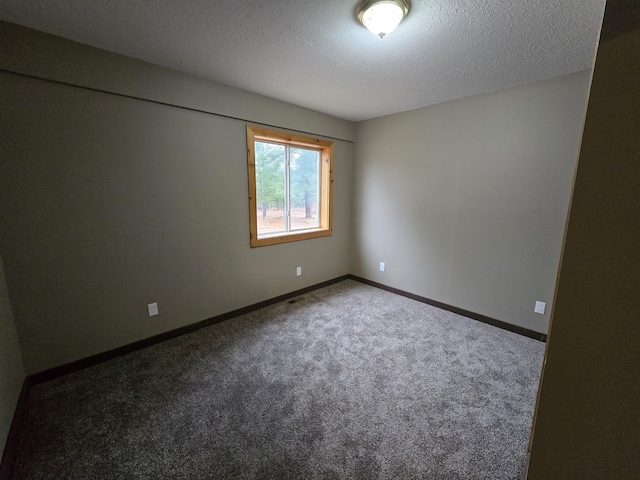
[[12, 279, 544, 479]]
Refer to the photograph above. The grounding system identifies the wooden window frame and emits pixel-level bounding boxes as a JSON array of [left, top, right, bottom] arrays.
[[247, 125, 333, 247]]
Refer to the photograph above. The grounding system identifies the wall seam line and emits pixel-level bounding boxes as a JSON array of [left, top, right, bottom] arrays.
[[0, 67, 354, 144]]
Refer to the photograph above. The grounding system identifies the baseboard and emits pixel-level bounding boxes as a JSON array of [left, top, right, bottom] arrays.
[[1, 273, 542, 478], [29, 275, 351, 385], [521, 451, 531, 480], [29, 273, 544, 386], [0, 377, 32, 480], [347, 275, 547, 342]]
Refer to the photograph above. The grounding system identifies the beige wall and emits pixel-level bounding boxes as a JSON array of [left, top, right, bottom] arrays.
[[0, 22, 354, 143], [351, 72, 592, 333], [0, 18, 602, 380], [0, 24, 354, 374], [0, 256, 25, 453], [528, 1, 640, 477]]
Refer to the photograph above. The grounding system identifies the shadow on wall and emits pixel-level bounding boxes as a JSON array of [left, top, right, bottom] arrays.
[[601, 0, 639, 39], [0, 254, 26, 453]]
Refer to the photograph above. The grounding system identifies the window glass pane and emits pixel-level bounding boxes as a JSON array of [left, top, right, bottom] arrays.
[[247, 125, 333, 247], [289, 147, 320, 231], [255, 141, 286, 237]]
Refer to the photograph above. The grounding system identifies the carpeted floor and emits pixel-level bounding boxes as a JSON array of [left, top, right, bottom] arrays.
[[11, 279, 544, 479]]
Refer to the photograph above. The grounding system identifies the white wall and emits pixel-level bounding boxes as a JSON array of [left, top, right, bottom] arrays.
[[351, 71, 592, 333], [0, 22, 354, 374], [0, 255, 25, 453]]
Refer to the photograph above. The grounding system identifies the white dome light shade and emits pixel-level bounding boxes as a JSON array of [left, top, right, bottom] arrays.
[[358, 0, 409, 38]]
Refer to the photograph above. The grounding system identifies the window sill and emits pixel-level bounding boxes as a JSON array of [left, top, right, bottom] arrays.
[[251, 228, 332, 247]]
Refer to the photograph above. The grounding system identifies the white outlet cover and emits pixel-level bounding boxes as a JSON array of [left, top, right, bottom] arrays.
[[148, 303, 159, 316], [534, 301, 546, 315], [296, 267, 302, 276], [379, 262, 386, 272]]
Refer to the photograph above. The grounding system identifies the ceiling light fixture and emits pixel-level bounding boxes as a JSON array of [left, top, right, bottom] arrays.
[[357, 0, 410, 38]]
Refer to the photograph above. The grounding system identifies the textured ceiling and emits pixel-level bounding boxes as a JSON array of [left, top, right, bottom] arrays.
[[0, 0, 606, 121]]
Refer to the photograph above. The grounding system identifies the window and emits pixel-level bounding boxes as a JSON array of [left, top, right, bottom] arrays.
[[247, 125, 333, 247]]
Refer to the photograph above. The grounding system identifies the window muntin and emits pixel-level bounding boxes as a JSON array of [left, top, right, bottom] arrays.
[[247, 126, 333, 247]]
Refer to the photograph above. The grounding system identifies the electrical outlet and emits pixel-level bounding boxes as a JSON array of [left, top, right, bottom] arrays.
[[296, 266, 302, 276], [147, 303, 159, 316], [379, 262, 386, 272], [534, 301, 546, 315]]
